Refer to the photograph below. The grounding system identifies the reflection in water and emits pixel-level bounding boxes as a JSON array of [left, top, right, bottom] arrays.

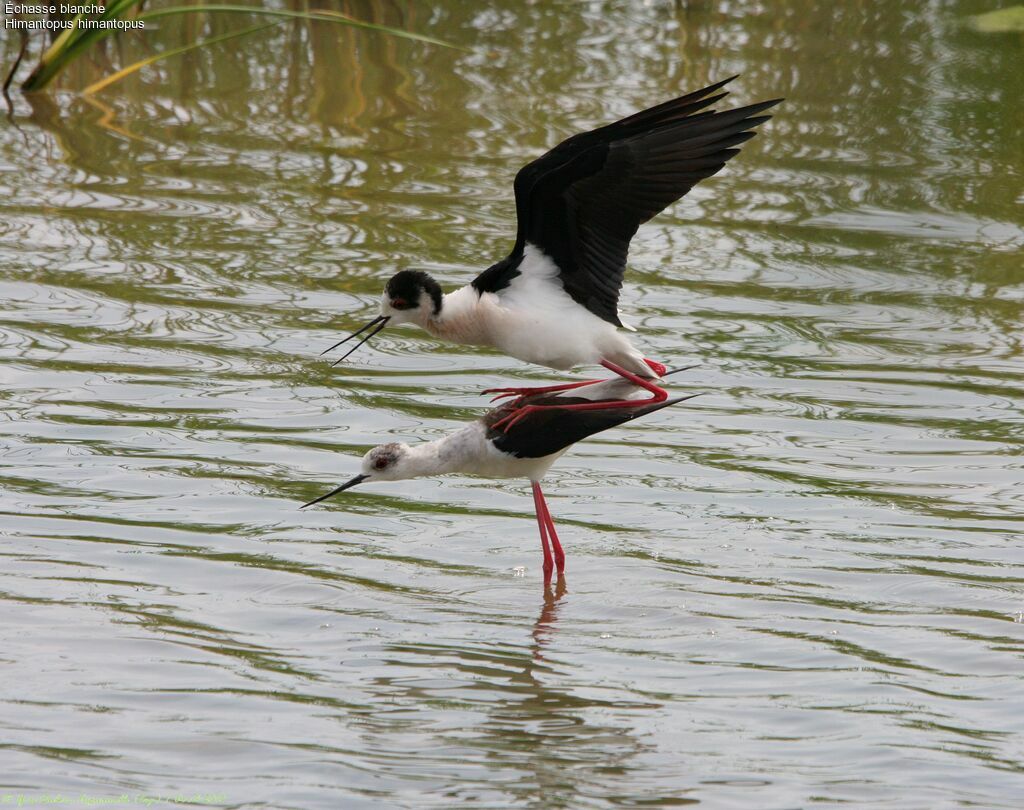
[[360, 579, 675, 807], [533, 575, 568, 660], [1, 0, 1023, 807]]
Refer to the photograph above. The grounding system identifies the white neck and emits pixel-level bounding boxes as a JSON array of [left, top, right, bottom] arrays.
[[399, 440, 456, 479], [438, 284, 479, 315], [393, 428, 482, 480], [424, 286, 489, 345]]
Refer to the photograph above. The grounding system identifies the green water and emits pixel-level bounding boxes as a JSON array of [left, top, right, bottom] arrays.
[[1, 1, 1022, 807]]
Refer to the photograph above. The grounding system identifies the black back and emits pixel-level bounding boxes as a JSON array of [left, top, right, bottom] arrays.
[[472, 78, 781, 326]]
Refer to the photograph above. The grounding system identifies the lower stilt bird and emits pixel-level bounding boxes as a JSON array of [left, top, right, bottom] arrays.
[[301, 371, 698, 580]]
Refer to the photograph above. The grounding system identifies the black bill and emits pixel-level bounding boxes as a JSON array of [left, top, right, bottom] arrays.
[[321, 315, 390, 365], [300, 474, 368, 509]]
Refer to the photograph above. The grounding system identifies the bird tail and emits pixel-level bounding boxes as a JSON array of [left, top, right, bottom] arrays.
[[631, 365, 701, 417], [661, 364, 700, 378]]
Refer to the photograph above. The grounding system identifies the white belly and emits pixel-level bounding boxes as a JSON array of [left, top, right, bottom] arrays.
[[487, 300, 622, 370]]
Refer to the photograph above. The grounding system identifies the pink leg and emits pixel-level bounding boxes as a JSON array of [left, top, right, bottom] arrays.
[[487, 358, 666, 405], [533, 482, 565, 574], [483, 378, 604, 404], [492, 359, 668, 432], [531, 481, 554, 581]]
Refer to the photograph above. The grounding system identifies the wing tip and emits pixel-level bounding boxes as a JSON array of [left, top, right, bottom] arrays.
[[739, 97, 785, 117], [705, 74, 740, 93]]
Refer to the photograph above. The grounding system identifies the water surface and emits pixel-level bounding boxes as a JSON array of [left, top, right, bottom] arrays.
[[1, 1, 1023, 807]]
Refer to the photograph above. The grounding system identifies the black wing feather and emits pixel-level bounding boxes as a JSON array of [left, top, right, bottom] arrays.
[[472, 78, 782, 326], [485, 394, 698, 459]]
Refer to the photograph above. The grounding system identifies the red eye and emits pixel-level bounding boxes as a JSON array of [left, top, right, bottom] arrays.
[[373, 458, 388, 470], [391, 298, 408, 309]]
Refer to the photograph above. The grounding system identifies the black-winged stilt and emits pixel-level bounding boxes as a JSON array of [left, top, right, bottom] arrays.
[[324, 77, 779, 430], [301, 371, 698, 580]]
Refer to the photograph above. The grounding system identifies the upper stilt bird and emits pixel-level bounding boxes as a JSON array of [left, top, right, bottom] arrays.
[[325, 77, 780, 430], [301, 370, 699, 580]]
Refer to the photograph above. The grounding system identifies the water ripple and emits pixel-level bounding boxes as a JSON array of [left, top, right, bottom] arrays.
[[1, 2, 1023, 807]]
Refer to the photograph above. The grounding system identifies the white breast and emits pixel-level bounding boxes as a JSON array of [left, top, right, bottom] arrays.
[[427, 244, 649, 376], [490, 244, 644, 371]]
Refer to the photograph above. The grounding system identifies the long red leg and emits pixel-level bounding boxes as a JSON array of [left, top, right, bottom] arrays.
[[533, 482, 565, 574], [483, 378, 604, 403], [492, 359, 669, 432], [531, 481, 554, 581]]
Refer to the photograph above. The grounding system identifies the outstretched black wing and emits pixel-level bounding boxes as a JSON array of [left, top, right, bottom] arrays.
[[472, 78, 781, 326]]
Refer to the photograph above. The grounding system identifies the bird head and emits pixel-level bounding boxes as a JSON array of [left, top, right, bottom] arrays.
[[380, 269, 443, 326], [300, 442, 413, 508], [322, 269, 442, 364], [359, 442, 413, 481]]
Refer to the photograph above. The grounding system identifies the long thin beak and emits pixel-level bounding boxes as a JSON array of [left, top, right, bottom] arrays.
[[300, 474, 368, 509], [321, 315, 390, 364]]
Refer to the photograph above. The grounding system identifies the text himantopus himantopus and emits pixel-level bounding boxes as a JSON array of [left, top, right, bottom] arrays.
[[324, 77, 779, 429], [301, 371, 698, 580]]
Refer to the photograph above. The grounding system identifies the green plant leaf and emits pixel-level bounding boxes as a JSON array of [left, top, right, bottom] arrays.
[[23, 0, 148, 91]]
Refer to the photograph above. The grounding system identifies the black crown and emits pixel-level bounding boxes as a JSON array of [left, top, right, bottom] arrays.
[[385, 270, 442, 314]]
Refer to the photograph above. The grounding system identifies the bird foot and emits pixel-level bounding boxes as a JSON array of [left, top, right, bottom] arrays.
[[490, 404, 543, 433], [483, 388, 530, 405], [482, 378, 603, 404], [644, 358, 667, 377], [491, 390, 670, 433]]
